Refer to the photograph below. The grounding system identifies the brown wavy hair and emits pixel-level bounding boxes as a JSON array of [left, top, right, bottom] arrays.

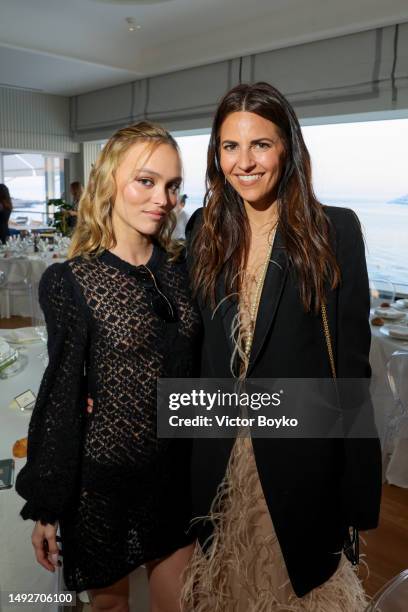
[[69, 181, 83, 205], [191, 82, 340, 313], [69, 122, 182, 260], [0, 184, 12, 211]]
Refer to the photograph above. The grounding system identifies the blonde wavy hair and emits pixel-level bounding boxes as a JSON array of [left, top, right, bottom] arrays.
[[69, 121, 183, 260]]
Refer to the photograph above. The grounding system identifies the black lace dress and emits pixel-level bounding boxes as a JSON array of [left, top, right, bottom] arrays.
[[16, 245, 201, 592]]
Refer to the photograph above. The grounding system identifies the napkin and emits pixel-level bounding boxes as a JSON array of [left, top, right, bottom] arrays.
[[2, 327, 45, 344], [387, 325, 408, 339], [374, 307, 403, 318]]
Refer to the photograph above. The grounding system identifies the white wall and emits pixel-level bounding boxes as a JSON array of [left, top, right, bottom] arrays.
[[0, 87, 79, 153]]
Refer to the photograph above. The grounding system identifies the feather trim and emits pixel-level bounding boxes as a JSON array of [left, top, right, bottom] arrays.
[[181, 438, 369, 611]]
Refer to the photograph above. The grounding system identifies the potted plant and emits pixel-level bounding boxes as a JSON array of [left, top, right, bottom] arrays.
[[48, 198, 74, 236]]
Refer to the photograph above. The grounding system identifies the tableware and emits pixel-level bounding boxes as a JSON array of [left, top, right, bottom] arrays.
[[34, 326, 47, 343], [0, 351, 18, 371], [374, 307, 405, 320], [0, 459, 15, 489], [0, 351, 29, 378], [1, 327, 45, 344], [0, 339, 18, 371], [394, 299, 408, 310], [380, 325, 408, 341]]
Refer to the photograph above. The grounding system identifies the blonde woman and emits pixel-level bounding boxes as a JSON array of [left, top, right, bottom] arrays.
[[16, 122, 201, 612]]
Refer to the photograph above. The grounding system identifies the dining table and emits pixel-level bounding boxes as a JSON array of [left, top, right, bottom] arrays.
[[0, 329, 149, 611], [369, 303, 408, 486], [1, 303, 406, 611], [0, 330, 63, 612]]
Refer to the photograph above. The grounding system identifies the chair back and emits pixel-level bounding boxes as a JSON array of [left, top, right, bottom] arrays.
[[365, 569, 408, 610], [0, 258, 30, 288], [370, 278, 396, 307], [30, 280, 44, 327], [387, 351, 408, 414]]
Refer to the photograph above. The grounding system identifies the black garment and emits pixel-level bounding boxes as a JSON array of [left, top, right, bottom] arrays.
[[16, 245, 201, 592], [0, 203, 11, 244], [66, 200, 79, 233], [186, 205, 382, 598]]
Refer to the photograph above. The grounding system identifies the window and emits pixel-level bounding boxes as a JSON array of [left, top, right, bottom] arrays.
[[175, 120, 408, 291], [302, 119, 408, 293], [174, 133, 210, 218], [1, 152, 64, 225]]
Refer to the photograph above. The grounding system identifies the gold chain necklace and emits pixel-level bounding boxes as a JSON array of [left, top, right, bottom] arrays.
[[243, 227, 277, 358]]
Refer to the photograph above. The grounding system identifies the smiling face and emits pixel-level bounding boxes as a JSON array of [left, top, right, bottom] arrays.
[[219, 111, 286, 210], [112, 141, 182, 238]]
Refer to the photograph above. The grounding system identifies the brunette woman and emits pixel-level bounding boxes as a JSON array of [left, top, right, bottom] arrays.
[[183, 83, 382, 611], [16, 122, 201, 612], [65, 181, 84, 233], [0, 183, 12, 244]]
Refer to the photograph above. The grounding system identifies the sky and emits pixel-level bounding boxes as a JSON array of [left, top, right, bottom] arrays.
[[302, 119, 408, 201], [5, 117, 407, 206], [175, 118, 408, 205]]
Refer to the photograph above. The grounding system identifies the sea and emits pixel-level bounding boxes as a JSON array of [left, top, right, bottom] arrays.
[[185, 196, 408, 290], [13, 196, 408, 289]]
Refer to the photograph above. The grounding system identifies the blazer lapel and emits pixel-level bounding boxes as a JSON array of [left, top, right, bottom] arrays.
[[213, 273, 238, 355], [247, 228, 288, 375]]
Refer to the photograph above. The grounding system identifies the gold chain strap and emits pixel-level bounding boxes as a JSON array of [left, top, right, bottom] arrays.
[[321, 303, 336, 379], [322, 304, 361, 565]]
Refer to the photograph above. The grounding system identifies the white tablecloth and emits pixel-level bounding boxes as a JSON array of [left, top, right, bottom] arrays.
[[0, 332, 61, 611], [0, 330, 148, 611], [0, 256, 65, 318], [369, 320, 408, 486], [3, 317, 405, 607]]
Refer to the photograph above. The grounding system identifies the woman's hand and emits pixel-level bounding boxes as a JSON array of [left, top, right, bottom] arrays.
[[87, 397, 94, 414], [31, 521, 60, 572]]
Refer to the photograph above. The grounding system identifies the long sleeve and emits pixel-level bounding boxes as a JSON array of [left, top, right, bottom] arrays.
[[335, 208, 382, 530], [15, 263, 88, 524]]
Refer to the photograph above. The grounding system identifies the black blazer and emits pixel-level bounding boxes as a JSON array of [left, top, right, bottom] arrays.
[[0, 203, 11, 244], [186, 205, 382, 598]]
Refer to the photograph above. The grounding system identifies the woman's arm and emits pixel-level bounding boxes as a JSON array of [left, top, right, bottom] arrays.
[[15, 263, 88, 525], [335, 208, 382, 530]]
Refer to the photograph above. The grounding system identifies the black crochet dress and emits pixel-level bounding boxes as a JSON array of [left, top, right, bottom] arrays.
[[16, 245, 201, 592]]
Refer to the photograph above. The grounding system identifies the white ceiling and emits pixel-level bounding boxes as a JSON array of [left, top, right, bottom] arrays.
[[0, 0, 407, 97]]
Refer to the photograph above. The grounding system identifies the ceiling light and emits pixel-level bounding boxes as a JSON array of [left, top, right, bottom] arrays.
[[94, 0, 175, 5]]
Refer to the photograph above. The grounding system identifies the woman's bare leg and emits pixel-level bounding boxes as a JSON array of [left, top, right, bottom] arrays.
[[89, 574, 129, 612], [146, 542, 195, 612]]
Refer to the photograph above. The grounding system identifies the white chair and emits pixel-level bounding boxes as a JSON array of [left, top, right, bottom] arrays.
[[30, 278, 44, 327], [0, 259, 33, 319], [365, 569, 408, 610], [383, 352, 408, 487], [0, 269, 10, 318], [395, 281, 408, 300], [369, 278, 396, 307]]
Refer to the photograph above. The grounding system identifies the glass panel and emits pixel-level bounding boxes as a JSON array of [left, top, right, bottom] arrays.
[[174, 133, 210, 219], [3, 153, 46, 223], [303, 119, 408, 296], [104, 122, 408, 295], [2, 153, 65, 228]]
